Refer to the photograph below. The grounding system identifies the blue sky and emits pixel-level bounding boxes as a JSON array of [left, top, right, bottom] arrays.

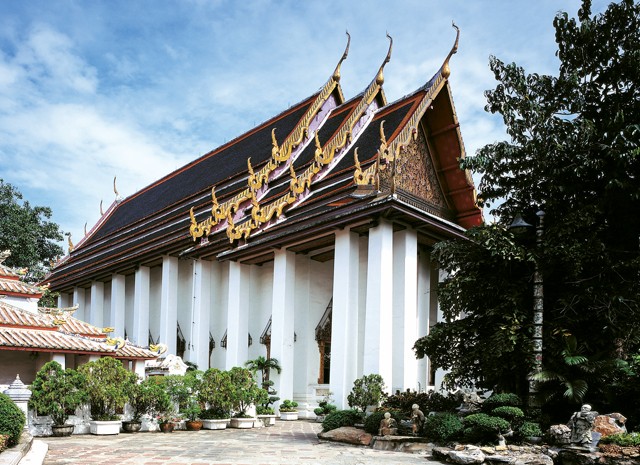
[[0, 0, 610, 250]]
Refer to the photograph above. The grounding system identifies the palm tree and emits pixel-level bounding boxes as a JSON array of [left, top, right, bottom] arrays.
[[245, 356, 282, 388]]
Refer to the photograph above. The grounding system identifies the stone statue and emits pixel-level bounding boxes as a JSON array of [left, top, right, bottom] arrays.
[[411, 404, 425, 436], [378, 412, 397, 436], [568, 404, 598, 447]]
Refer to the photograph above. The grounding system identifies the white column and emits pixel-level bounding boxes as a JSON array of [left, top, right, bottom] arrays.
[[330, 229, 360, 408], [226, 261, 249, 368], [363, 220, 394, 385], [160, 256, 178, 354], [73, 287, 86, 321], [270, 249, 296, 405], [416, 249, 430, 391], [57, 292, 71, 308], [133, 266, 150, 346], [433, 265, 446, 389], [133, 360, 146, 379], [188, 259, 212, 370], [89, 281, 104, 328], [110, 274, 126, 337], [392, 229, 418, 392], [51, 353, 66, 369]]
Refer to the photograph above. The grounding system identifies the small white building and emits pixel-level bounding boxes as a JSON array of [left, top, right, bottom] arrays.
[[44, 32, 482, 414]]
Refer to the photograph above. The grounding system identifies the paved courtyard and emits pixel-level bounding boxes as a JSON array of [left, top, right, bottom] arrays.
[[40, 420, 440, 465]]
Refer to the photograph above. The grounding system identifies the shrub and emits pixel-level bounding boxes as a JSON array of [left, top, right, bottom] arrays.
[[423, 412, 464, 443], [517, 421, 543, 440], [347, 374, 387, 413], [130, 376, 172, 422], [314, 400, 337, 417], [321, 409, 362, 432], [256, 406, 274, 415], [463, 413, 510, 444], [491, 406, 525, 421], [79, 356, 137, 420], [29, 361, 87, 426], [0, 393, 25, 446], [482, 393, 521, 411], [279, 399, 298, 412], [363, 410, 403, 435], [383, 390, 459, 414], [599, 432, 640, 447], [199, 368, 234, 418], [200, 406, 230, 420]]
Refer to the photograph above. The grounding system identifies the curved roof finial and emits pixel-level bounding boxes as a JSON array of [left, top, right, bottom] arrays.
[[84, 222, 87, 236], [113, 176, 120, 198], [376, 33, 393, 86], [99, 199, 104, 216], [67, 233, 74, 253], [332, 31, 351, 82], [442, 22, 460, 79]]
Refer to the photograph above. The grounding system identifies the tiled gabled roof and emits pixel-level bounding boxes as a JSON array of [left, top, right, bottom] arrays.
[[0, 300, 157, 359]]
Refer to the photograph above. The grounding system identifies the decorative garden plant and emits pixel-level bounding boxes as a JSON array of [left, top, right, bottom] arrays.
[[29, 361, 87, 426]]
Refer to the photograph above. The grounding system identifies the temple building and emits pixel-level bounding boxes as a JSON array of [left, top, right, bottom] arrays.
[[44, 29, 482, 414], [0, 251, 158, 389]]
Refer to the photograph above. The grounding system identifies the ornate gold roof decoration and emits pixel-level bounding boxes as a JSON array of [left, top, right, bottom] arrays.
[[102, 327, 115, 333], [106, 336, 127, 350], [189, 33, 351, 242], [354, 148, 378, 187], [84, 222, 87, 236], [38, 304, 79, 325], [149, 343, 168, 355], [376, 23, 460, 169], [100, 200, 104, 216], [67, 233, 74, 253], [226, 36, 393, 242], [113, 176, 121, 201], [0, 250, 10, 265], [441, 22, 460, 79]]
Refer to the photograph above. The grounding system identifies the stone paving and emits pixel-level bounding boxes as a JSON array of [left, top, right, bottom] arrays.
[[40, 420, 440, 465]]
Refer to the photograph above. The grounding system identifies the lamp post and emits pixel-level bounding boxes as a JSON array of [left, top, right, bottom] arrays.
[[509, 210, 545, 408]]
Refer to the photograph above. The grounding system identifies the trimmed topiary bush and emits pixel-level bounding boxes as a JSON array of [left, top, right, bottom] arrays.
[[423, 412, 464, 443], [383, 390, 459, 414], [321, 409, 362, 432], [482, 393, 521, 411], [0, 393, 25, 446], [463, 413, 510, 444], [347, 374, 387, 413], [363, 410, 403, 435], [491, 406, 525, 421], [517, 421, 543, 441]]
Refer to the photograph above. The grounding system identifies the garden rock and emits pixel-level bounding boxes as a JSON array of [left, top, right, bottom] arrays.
[[318, 426, 373, 446], [549, 424, 571, 445], [512, 452, 553, 465], [448, 445, 486, 464], [593, 414, 627, 438]]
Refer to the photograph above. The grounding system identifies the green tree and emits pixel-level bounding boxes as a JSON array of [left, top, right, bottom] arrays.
[[346, 374, 387, 413], [414, 0, 640, 420], [0, 180, 64, 281]]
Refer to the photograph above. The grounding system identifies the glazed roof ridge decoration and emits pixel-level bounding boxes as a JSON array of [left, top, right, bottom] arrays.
[[225, 34, 393, 242], [188, 32, 351, 241]]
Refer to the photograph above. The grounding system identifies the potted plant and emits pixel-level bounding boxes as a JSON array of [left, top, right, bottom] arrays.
[[124, 376, 171, 433], [228, 366, 263, 428], [156, 413, 180, 433], [198, 368, 233, 430], [29, 361, 87, 437], [279, 399, 299, 421], [182, 399, 203, 431], [246, 356, 281, 427], [78, 356, 137, 435]]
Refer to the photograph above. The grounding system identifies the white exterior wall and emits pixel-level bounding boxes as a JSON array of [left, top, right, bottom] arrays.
[[125, 274, 135, 340]]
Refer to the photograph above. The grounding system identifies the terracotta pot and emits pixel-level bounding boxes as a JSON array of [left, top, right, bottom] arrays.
[[185, 420, 203, 431], [159, 422, 174, 433]]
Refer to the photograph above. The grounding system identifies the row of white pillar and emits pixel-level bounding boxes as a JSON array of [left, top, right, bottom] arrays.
[[59, 219, 441, 408]]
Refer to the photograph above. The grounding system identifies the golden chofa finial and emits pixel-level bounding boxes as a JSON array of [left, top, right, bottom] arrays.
[[84, 222, 87, 236], [67, 233, 74, 253], [375, 33, 393, 86], [441, 22, 460, 79], [332, 31, 351, 82], [99, 199, 104, 216]]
